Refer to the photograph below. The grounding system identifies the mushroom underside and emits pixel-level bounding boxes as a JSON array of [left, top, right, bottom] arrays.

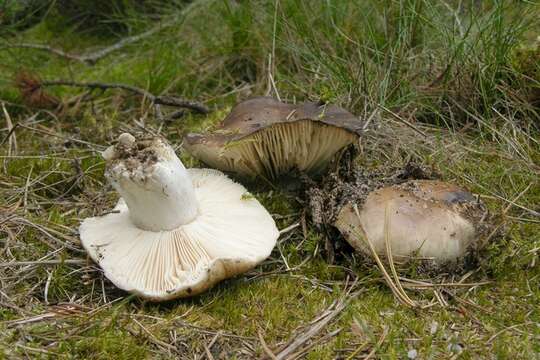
[[80, 168, 278, 301], [186, 120, 357, 179]]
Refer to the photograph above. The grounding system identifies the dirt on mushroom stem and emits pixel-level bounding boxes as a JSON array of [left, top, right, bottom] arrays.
[[107, 136, 160, 171]]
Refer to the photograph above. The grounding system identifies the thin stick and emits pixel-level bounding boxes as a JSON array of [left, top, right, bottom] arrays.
[[486, 322, 533, 344], [2, 0, 211, 65], [1, 102, 17, 155], [378, 104, 426, 138], [10, 217, 82, 252], [266, 0, 281, 100], [0, 259, 86, 268], [273, 290, 358, 360], [448, 169, 539, 217], [289, 328, 341, 360], [2, 43, 90, 63], [43, 270, 53, 305], [204, 344, 216, 360], [259, 331, 278, 360], [399, 277, 490, 288], [279, 222, 300, 235], [132, 317, 177, 352], [5, 312, 57, 326], [364, 326, 388, 360], [17, 123, 103, 149], [502, 183, 533, 215], [204, 331, 221, 359], [345, 340, 370, 360], [40, 80, 209, 114]]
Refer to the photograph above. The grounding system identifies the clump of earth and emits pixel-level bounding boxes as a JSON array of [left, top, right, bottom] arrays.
[[307, 159, 439, 227]]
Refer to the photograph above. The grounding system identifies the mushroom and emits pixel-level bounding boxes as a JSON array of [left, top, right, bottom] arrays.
[[184, 97, 363, 179], [80, 133, 279, 301], [334, 180, 490, 265]]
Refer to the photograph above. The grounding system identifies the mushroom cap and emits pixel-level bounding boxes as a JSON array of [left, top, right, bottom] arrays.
[[334, 180, 488, 264], [184, 97, 363, 179], [80, 168, 279, 301]]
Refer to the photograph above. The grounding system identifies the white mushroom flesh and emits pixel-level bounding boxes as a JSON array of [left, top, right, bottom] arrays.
[[105, 137, 198, 231]]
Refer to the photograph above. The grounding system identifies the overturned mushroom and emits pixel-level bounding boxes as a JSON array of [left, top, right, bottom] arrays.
[[80, 133, 279, 301], [334, 180, 491, 266], [184, 97, 363, 179]]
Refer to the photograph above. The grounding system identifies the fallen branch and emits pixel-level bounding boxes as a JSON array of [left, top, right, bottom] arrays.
[[2, 23, 171, 65], [40, 80, 209, 114], [78, 22, 173, 65], [2, 43, 93, 64], [1, 0, 212, 65]]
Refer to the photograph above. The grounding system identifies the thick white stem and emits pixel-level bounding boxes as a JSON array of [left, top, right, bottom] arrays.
[[104, 134, 198, 231]]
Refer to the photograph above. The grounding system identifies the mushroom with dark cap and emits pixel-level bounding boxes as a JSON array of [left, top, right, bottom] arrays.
[[80, 133, 279, 301], [184, 97, 363, 179], [334, 180, 491, 266]]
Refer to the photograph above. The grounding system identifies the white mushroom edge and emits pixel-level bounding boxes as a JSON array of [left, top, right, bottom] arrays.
[[80, 133, 279, 301]]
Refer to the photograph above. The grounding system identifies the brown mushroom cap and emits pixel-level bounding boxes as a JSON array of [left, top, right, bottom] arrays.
[[184, 97, 363, 179], [334, 180, 490, 265]]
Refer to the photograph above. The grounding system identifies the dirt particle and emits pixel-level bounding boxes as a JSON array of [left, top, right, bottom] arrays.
[[306, 161, 439, 225]]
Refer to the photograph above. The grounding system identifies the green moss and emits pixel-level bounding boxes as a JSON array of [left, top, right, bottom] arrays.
[[0, 1, 538, 358]]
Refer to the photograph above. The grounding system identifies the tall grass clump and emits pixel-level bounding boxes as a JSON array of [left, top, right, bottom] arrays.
[[268, 1, 537, 129], [2, 0, 537, 132], [134, 0, 538, 130]]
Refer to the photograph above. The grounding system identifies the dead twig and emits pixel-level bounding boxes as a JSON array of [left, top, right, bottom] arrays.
[[9, 216, 82, 252], [363, 326, 389, 360], [2, 43, 91, 63], [259, 331, 278, 360], [378, 104, 426, 138], [1, 0, 211, 65], [0, 259, 87, 268], [289, 328, 342, 360], [16, 123, 104, 149], [39, 80, 209, 114], [399, 277, 491, 289], [4, 304, 85, 327], [279, 222, 300, 235], [486, 322, 534, 344], [1, 102, 17, 155], [203, 344, 216, 360], [203, 331, 221, 360], [132, 317, 178, 353], [268, 288, 359, 360]]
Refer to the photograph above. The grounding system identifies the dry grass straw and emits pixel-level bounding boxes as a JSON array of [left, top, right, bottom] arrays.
[[352, 203, 417, 308]]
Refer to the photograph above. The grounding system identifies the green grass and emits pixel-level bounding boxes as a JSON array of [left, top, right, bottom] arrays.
[[0, 0, 539, 358]]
